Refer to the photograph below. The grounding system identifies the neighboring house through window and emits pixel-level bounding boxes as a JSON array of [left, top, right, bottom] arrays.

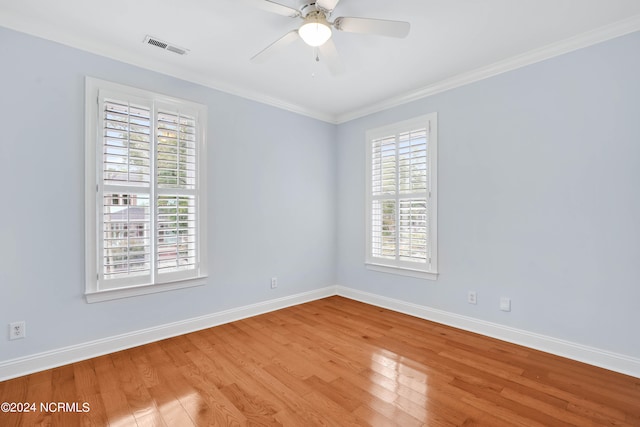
[[366, 113, 438, 280], [85, 77, 208, 302]]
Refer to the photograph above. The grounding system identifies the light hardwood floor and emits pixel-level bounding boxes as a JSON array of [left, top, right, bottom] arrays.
[[1, 296, 639, 426]]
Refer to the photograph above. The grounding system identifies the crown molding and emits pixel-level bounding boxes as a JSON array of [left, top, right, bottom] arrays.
[[0, 16, 337, 124], [335, 14, 640, 124], [2, 13, 639, 125]]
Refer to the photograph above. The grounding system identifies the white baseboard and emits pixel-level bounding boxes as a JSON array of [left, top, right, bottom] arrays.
[[3, 284, 638, 382], [0, 286, 337, 382], [335, 285, 640, 379]]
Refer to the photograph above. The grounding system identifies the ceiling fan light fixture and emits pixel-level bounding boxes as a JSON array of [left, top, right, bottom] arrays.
[[299, 15, 332, 47]]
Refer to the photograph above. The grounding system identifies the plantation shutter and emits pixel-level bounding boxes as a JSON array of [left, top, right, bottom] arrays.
[[398, 129, 428, 263], [100, 96, 153, 288], [87, 78, 207, 300], [371, 136, 397, 259], [156, 109, 198, 281], [96, 93, 201, 290], [370, 125, 429, 266]]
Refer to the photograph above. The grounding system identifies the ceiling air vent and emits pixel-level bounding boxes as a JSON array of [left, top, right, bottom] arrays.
[[143, 35, 189, 55]]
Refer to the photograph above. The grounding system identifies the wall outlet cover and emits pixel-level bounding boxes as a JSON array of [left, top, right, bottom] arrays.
[[500, 297, 511, 312]]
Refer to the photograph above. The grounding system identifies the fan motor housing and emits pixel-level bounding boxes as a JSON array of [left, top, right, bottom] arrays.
[[299, 2, 322, 17]]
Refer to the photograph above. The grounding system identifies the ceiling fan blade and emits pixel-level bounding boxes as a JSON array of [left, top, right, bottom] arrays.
[[316, 0, 341, 13], [244, 0, 301, 18], [318, 38, 345, 76], [251, 30, 300, 63], [333, 17, 410, 38]]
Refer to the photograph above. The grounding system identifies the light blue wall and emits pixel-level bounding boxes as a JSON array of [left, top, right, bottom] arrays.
[[2, 25, 639, 364], [0, 27, 337, 360], [336, 31, 640, 358]]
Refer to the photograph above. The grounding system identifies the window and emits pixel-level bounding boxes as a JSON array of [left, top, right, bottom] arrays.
[[85, 77, 208, 302], [366, 113, 437, 280]]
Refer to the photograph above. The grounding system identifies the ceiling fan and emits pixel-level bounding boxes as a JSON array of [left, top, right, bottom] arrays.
[[246, 0, 411, 75]]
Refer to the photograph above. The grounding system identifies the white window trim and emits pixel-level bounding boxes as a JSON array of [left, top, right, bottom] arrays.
[[365, 113, 438, 280], [85, 77, 208, 303]]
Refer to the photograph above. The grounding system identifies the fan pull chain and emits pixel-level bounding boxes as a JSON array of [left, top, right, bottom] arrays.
[[311, 47, 320, 78]]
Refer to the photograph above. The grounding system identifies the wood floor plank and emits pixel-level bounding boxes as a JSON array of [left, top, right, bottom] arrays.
[[1, 296, 639, 426], [49, 364, 81, 427], [17, 376, 53, 427], [329, 377, 423, 427], [72, 361, 109, 427], [93, 353, 141, 426]]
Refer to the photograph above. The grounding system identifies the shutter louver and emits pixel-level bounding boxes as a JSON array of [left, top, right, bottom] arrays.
[[157, 195, 196, 273], [372, 136, 397, 196], [372, 199, 396, 259], [103, 101, 151, 186], [103, 194, 151, 279], [157, 111, 196, 189], [398, 129, 427, 194], [399, 199, 427, 262]]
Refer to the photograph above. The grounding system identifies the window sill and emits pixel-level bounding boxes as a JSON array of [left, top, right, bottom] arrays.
[[365, 263, 438, 280], [85, 276, 207, 303]]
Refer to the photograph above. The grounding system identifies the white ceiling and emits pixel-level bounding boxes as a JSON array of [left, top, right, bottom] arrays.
[[2, 0, 640, 123]]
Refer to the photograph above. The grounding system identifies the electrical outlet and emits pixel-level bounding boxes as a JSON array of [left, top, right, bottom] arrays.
[[9, 321, 26, 340], [270, 277, 278, 289], [467, 291, 477, 305]]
